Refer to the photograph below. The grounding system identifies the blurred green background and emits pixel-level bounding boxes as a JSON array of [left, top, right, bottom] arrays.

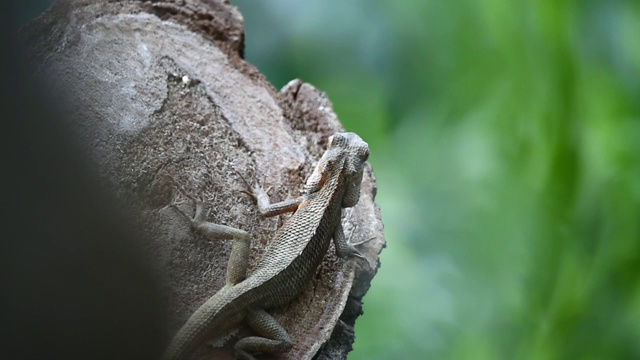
[[25, 0, 640, 359], [231, 1, 640, 359]]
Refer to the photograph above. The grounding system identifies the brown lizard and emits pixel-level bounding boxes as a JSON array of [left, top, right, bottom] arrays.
[[162, 132, 371, 360]]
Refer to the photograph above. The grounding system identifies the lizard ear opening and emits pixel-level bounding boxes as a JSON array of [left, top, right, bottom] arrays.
[[359, 148, 370, 162]]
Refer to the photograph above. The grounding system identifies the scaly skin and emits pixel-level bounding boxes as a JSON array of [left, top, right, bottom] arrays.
[[162, 132, 370, 360]]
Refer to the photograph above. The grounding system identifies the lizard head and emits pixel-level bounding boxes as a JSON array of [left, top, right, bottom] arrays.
[[304, 132, 369, 208]]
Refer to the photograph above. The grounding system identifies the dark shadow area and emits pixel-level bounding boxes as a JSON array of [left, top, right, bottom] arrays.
[[1, 4, 165, 360]]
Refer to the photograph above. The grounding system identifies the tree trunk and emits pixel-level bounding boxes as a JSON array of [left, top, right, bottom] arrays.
[[20, 1, 385, 359]]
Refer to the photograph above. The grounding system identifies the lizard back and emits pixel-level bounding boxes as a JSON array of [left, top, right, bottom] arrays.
[[239, 166, 346, 308]]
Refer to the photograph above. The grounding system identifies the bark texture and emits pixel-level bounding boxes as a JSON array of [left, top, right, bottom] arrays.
[[21, 1, 385, 359]]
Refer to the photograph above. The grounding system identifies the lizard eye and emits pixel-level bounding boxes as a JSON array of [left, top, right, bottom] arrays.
[[324, 158, 335, 169], [359, 148, 369, 162]]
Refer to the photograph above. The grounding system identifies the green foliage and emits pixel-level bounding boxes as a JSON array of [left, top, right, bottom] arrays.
[[234, 0, 640, 358]]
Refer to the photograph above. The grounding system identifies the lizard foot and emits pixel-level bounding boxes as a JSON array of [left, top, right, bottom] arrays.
[[235, 170, 272, 203], [344, 226, 376, 268], [167, 190, 194, 222], [167, 181, 210, 225], [345, 245, 372, 269], [351, 235, 377, 247]]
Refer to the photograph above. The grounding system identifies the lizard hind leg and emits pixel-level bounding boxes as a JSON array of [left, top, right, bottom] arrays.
[[191, 208, 251, 286], [234, 308, 293, 360], [172, 195, 252, 286]]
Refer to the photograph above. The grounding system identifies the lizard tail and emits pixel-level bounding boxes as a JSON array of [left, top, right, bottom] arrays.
[[161, 287, 243, 360]]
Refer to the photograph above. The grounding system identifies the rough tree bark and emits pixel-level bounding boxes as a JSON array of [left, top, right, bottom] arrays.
[[21, 1, 385, 359]]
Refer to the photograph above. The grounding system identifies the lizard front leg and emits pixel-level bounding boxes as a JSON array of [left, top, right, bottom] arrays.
[[237, 172, 303, 217]]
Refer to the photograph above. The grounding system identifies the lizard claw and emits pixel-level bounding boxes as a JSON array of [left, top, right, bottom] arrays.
[[166, 186, 191, 216], [238, 189, 255, 201], [346, 246, 371, 269], [167, 181, 204, 223], [168, 191, 185, 207], [349, 247, 366, 260], [344, 229, 375, 268], [170, 198, 194, 223], [236, 170, 271, 203], [350, 236, 377, 247], [340, 242, 366, 261]]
